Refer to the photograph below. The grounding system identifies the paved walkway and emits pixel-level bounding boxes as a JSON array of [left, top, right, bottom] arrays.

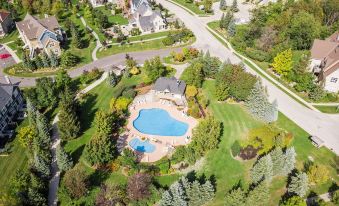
[[47, 72, 108, 206], [80, 16, 102, 61], [159, 0, 339, 154]]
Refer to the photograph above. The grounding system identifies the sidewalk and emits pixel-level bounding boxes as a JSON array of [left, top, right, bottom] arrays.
[[80, 16, 102, 61]]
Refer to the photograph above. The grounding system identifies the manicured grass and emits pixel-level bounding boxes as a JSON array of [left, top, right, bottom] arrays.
[[128, 31, 172, 42], [0, 119, 29, 192], [200, 80, 339, 205], [314, 105, 339, 114], [96, 7, 128, 25], [0, 30, 19, 44], [170, 0, 206, 15], [97, 37, 195, 58]]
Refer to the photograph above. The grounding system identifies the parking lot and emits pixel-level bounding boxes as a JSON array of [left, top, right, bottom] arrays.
[[0, 45, 16, 69]]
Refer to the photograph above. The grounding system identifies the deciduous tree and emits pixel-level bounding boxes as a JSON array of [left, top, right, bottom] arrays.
[[271, 49, 293, 76], [127, 173, 152, 200]]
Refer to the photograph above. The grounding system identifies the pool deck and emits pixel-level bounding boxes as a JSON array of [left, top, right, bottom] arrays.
[[125, 101, 198, 162]]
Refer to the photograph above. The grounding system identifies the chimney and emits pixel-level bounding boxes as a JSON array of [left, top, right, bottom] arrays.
[[5, 75, 12, 84]]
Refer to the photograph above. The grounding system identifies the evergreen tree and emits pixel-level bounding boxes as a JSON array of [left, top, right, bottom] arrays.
[[219, 13, 225, 28], [106, 71, 118, 87], [201, 180, 214, 202], [71, 24, 82, 48], [34, 55, 43, 69], [188, 181, 203, 205], [223, 10, 233, 29], [246, 81, 278, 123], [231, 0, 238, 12], [35, 112, 51, 150], [224, 187, 246, 206], [58, 88, 80, 140], [288, 172, 309, 197], [84, 133, 116, 165], [160, 191, 174, 206], [56, 146, 73, 172], [246, 182, 270, 206], [219, 0, 227, 10], [26, 98, 37, 127], [33, 154, 51, 179], [270, 147, 285, 176], [283, 147, 296, 176], [55, 70, 72, 91], [228, 19, 236, 36], [60, 51, 79, 67], [170, 182, 187, 206], [250, 154, 273, 183], [41, 52, 50, 68], [50, 52, 59, 68], [22, 53, 36, 71]]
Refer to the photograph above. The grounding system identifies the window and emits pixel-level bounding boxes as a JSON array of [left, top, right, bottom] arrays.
[[330, 77, 338, 83]]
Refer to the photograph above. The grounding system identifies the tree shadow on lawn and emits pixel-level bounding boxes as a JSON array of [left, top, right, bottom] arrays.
[[79, 93, 98, 134], [71, 144, 85, 165], [89, 168, 111, 189]]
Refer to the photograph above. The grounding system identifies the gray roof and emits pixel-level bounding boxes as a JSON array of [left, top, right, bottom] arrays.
[[0, 84, 14, 110], [153, 77, 186, 95], [138, 10, 163, 31], [16, 14, 60, 40]]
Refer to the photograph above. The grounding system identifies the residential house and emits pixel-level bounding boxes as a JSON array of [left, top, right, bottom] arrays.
[[152, 77, 187, 105], [0, 10, 14, 37], [128, 0, 166, 33], [16, 14, 65, 59], [0, 83, 24, 139], [89, 0, 116, 7], [310, 32, 339, 92]]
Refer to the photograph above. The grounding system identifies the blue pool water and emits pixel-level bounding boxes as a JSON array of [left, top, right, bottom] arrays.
[[129, 138, 156, 153], [133, 108, 188, 136]]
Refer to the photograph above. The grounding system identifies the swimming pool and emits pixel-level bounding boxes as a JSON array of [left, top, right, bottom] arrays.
[[129, 138, 156, 153], [133, 108, 188, 136]]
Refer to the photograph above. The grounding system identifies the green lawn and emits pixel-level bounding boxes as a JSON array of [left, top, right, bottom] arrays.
[[96, 7, 128, 25], [200, 80, 338, 205], [170, 0, 206, 15], [128, 31, 171, 42], [0, 120, 29, 193], [97, 37, 195, 59], [0, 30, 19, 44], [314, 105, 339, 114]]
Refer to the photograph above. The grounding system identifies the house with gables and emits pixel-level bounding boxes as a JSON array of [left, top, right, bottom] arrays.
[[310, 32, 339, 92], [16, 14, 65, 59], [0, 10, 14, 37]]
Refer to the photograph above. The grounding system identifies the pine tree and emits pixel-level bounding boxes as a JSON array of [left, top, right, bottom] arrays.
[[283, 147, 296, 176], [58, 88, 80, 140], [270, 147, 285, 176], [35, 112, 51, 150], [219, 13, 225, 28], [201, 180, 214, 202], [246, 81, 278, 123], [34, 154, 51, 179], [106, 71, 118, 87], [228, 19, 236, 36], [26, 98, 37, 127], [188, 181, 203, 205], [84, 133, 116, 165], [251, 154, 273, 183], [50, 51, 59, 68], [160, 191, 174, 206], [34, 55, 44, 69], [219, 0, 227, 10], [41, 52, 50, 68], [180, 177, 192, 197], [71, 24, 82, 48], [170, 182, 187, 206], [223, 10, 233, 29], [56, 146, 73, 172], [288, 172, 309, 197], [22, 53, 36, 71], [246, 182, 270, 206], [224, 187, 246, 206], [231, 0, 238, 12]]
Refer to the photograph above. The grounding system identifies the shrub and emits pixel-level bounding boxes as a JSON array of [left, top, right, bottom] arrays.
[[187, 104, 201, 118], [162, 36, 175, 46], [129, 66, 140, 75], [80, 68, 102, 85], [309, 85, 325, 101], [307, 164, 330, 184], [157, 159, 170, 174], [130, 28, 141, 36], [245, 48, 271, 62], [239, 145, 258, 160], [122, 89, 137, 99], [174, 52, 185, 62], [231, 140, 241, 157]]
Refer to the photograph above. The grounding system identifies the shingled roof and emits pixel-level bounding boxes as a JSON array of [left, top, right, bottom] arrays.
[[16, 14, 60, 40], [0, 10, 10, 23], [0, 84, 14, 110], [153, 77, 186, 95]]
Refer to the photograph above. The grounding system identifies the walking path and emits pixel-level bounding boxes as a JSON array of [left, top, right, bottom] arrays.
[[79, 16, 102, 61], [48, 72, 108, 206], [106, 36, 166, 46]]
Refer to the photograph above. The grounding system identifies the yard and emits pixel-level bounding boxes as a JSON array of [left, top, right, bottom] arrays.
[[200, 80, 339, 205], [170, 0, 206, 15], [314, 105, 339, 114], [95, 7, 128, 25]]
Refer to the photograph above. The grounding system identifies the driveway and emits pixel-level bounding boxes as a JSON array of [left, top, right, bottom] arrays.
[[0, 45, 16, 70], [157, 0, 339, 155]]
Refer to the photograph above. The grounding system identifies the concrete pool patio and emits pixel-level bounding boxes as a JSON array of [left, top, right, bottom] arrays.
[[123, 101, 198, 162]]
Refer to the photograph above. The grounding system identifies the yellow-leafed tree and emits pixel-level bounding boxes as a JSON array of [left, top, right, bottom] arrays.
[[271, 49, 293, 76]]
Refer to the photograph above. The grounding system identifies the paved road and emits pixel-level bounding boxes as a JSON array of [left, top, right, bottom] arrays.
[[159, 0, 339, 154], [0, 47, 182, 87]]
